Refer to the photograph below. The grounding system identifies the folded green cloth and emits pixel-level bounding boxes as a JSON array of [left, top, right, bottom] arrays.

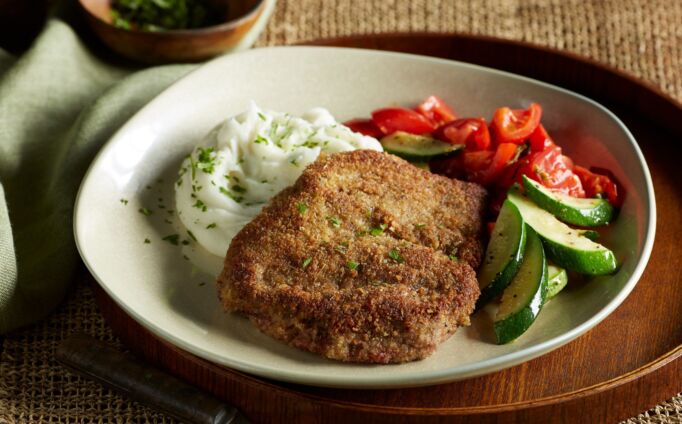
[[0, 17, 194, 333]]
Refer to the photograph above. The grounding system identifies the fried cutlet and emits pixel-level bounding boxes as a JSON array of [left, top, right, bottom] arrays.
[[217, 150, 487, 363]]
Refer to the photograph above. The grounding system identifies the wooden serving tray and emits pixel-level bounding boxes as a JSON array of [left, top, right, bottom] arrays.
[[92, 34, 682, 423]]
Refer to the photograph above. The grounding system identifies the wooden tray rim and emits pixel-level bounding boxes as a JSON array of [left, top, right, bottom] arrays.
[[94, 32, 682, 415]]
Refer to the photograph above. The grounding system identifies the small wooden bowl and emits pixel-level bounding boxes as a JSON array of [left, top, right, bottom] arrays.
[[78, 0, 269, 64]]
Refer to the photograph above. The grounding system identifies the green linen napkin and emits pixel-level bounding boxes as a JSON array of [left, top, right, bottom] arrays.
[[0, 17, 194, 333]]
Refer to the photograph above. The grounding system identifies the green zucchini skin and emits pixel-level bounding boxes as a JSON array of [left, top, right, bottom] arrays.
[[476, 200, 527, 308], [540, 237, 617, 275], [546, 264, 568, 299], [523, 176, 614, 227], [508, 190, 617, 276], [494, 226, 548, 344], [381, 131, 463, 160]]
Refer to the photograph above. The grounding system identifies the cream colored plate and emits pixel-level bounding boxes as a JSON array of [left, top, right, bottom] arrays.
[[74, 47, 655, 388]]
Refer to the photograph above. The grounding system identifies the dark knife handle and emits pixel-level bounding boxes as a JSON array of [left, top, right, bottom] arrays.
[[56, 334, 243, 424]]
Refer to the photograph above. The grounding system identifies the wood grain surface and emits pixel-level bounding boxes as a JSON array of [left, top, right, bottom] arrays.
[[93, 34, 682, 423]]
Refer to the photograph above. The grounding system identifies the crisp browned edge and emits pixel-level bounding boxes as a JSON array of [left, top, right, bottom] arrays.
[[90, 33, 682, 420]]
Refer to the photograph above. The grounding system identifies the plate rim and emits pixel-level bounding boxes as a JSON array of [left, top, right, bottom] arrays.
[[73, 45, 657, 389]]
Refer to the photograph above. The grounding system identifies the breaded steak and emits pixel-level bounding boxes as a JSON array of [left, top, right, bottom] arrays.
[[217, 150, 487, 363]]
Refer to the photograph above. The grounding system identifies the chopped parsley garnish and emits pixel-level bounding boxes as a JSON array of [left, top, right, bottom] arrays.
[[254, 135, 268, 145], [193, 199, 207, 212], [415, 223, 426, 229], [388, 248, 404, 263], [198, 282, 207, 287], [206, 222, 217, 229], [187, 230, 197, 241], [182, 240, 190, 246], [219, 186, 243, 203], [191, 147, 216, 175], [335, 243, 348, 254], [346, 261, 359, 271], [188, 155, 196, 180], [302, 257, 312, 269], [120, 198, 128, 205], [144, 238, 150, 244], [327, 216, 342, 227], [278, 125, 294, 147], [138, 207, 152, 216], [370, 223, 388, 236], [257, 112, 267, 121], [162, 234, 179, 245], [110, 0, 218, 31], [448, 254, 459, 262], [232, 185, 247, 194], [296, 202, 308, 215], [298, 140, 319, 148], [182, 255, 189, 261], [289, 158, 299, 167]]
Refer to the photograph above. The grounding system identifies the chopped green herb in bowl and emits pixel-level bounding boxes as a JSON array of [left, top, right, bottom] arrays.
[[110, 0, 222, 31]]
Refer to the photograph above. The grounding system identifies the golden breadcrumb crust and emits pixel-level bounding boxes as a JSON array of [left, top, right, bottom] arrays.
[[217, 150, 487, 363]]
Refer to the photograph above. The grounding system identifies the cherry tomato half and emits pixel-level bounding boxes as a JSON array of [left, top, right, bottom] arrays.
[[343, 118, 383, 138], [491, 103, 542, 144], [517, 146, 585, 197], [475, 143, 519, 185], [415, 95, 457, 126], [371, 108, 436, 136], [574, 166, 620, 206], [528, 124, 555, 152], [434, 118, 491, 150]]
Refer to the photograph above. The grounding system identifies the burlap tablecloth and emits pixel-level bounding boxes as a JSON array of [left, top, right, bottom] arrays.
[[1, 1, 680, 422]]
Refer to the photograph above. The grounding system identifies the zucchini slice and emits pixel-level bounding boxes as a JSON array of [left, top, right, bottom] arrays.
[[494, 226, 548, 344], [546, 264, 568, 299], [523, 175, 614, 226], [381, 131, 463, 160], [508, 190, 617, 275], [477, 199, 527, 307]]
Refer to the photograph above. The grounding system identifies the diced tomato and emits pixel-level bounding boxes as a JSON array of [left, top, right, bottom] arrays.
[[528, 124, 555, 152], [517, 146, 585, 197], [491, 103, 542, 144], [475, 143, 519, 185], [462, 150, 494, 172], [415, 95, 457, 126], [434, 118, 491, 150], [456, 143, 518, 185], [574, 166, 620, 206], [371, 108, 436, 135], [343, 118, 383, 138]]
